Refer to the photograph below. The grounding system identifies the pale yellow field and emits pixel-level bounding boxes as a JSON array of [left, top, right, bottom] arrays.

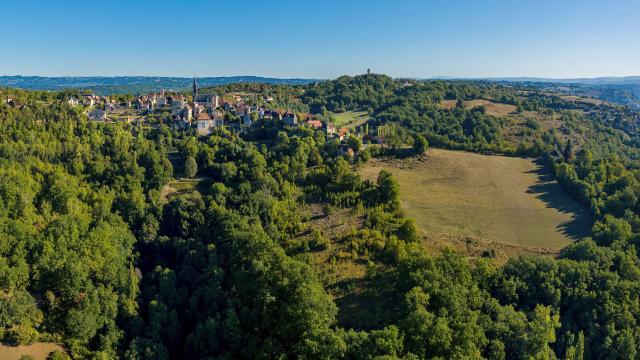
[[560, 95, 604, 106], [440, 99, 517, 116], [0, 343, 65, 360], [360, 149, 591, 249]]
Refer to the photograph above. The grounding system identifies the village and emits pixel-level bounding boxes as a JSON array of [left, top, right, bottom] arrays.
[[65, 78, 355, 142]]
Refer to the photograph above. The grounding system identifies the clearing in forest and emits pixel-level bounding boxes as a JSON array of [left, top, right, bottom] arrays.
[[332, 110, 369, 128], [440, 99, 517, 116], [160, 178, 207, 203], [359, 149, 591, 251], [0, 343, 65, 360]]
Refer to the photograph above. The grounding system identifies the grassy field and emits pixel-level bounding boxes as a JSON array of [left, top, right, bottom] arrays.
[[440, 99, 517, 116], [160, 178, 204, 202], [560, 95, 604, 106], [359, 149, 591, 250], [0, 343, 64, 360], [332, 111, 369, 128]]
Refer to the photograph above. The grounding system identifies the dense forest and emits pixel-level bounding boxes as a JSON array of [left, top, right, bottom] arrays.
[[1, 74, 640, 359]]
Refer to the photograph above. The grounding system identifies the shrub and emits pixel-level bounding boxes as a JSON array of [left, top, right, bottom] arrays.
[[311, 229, 331, 250], [6, 324, 39, 345], [184, 156, 198, 178], [323, 204, 335, 216], [48, 351, 71, 360]]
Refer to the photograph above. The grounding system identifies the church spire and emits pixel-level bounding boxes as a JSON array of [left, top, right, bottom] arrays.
[[192, 77, 198, 102]]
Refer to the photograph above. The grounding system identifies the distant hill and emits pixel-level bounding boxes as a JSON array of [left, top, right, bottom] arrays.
[[428, 76, 640, 108], [427, 75, 640, 85], [0, 75, 319, 95], [495, 78, 640, 109]]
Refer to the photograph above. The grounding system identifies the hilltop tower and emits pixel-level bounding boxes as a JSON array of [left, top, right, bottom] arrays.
[[192, 77, 198, 102]]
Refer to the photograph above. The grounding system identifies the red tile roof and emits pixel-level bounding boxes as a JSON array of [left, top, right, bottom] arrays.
[[307, 120, 323, 129]]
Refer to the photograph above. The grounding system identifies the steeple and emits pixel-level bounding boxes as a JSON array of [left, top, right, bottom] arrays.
[[192, 77, 198, 102]]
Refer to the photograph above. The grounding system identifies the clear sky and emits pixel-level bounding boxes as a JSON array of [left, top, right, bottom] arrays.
[[1, 0, 638, 79]]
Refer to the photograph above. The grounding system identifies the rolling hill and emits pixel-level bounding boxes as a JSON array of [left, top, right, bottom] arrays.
[[0, 75, 319, 95]]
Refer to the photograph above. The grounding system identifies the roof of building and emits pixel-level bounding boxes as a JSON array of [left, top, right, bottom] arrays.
[[307, 120, 323, 129]]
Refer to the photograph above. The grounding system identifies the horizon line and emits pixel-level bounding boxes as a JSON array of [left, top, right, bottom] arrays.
[[0, 71, 640, 80], [1, 74, 640, 81]]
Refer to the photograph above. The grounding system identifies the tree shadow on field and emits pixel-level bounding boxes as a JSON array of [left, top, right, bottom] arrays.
[[525, 159, 592, 241], [378, 147, 416, 160]]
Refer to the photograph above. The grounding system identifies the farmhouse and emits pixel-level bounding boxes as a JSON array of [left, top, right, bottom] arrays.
[[196, 112, 224, 136], [137, 99, 153, 111], [325, 122, 337, 135], [306, 119, 323, 130], [338, 127, 349, 140], [156, 93, 166, 106], [82, 95, 96, 106], [283, 111, 297, 125], [88, 109, 107, 121]]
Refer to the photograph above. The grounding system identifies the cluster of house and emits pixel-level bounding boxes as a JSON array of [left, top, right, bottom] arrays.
[[65, 78, 353, 140], [68, 94, 111, 121], [3, 97, 27, 109], [67, 94, 107, 108]]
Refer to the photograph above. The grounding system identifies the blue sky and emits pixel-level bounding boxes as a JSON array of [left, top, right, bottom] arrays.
[[1, 0, 638, 78]]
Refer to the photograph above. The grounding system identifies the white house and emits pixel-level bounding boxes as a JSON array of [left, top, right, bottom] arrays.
[[82, 95, 95, 107], [196, 119, 210, 136], [196, 115, 224, 136]]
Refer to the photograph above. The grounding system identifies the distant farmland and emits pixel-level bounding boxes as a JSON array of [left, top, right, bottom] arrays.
[[359, 149, 591, 250]]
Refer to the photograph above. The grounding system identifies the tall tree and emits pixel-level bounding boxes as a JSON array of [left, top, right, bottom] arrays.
[[184, 156, 198, 178]]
